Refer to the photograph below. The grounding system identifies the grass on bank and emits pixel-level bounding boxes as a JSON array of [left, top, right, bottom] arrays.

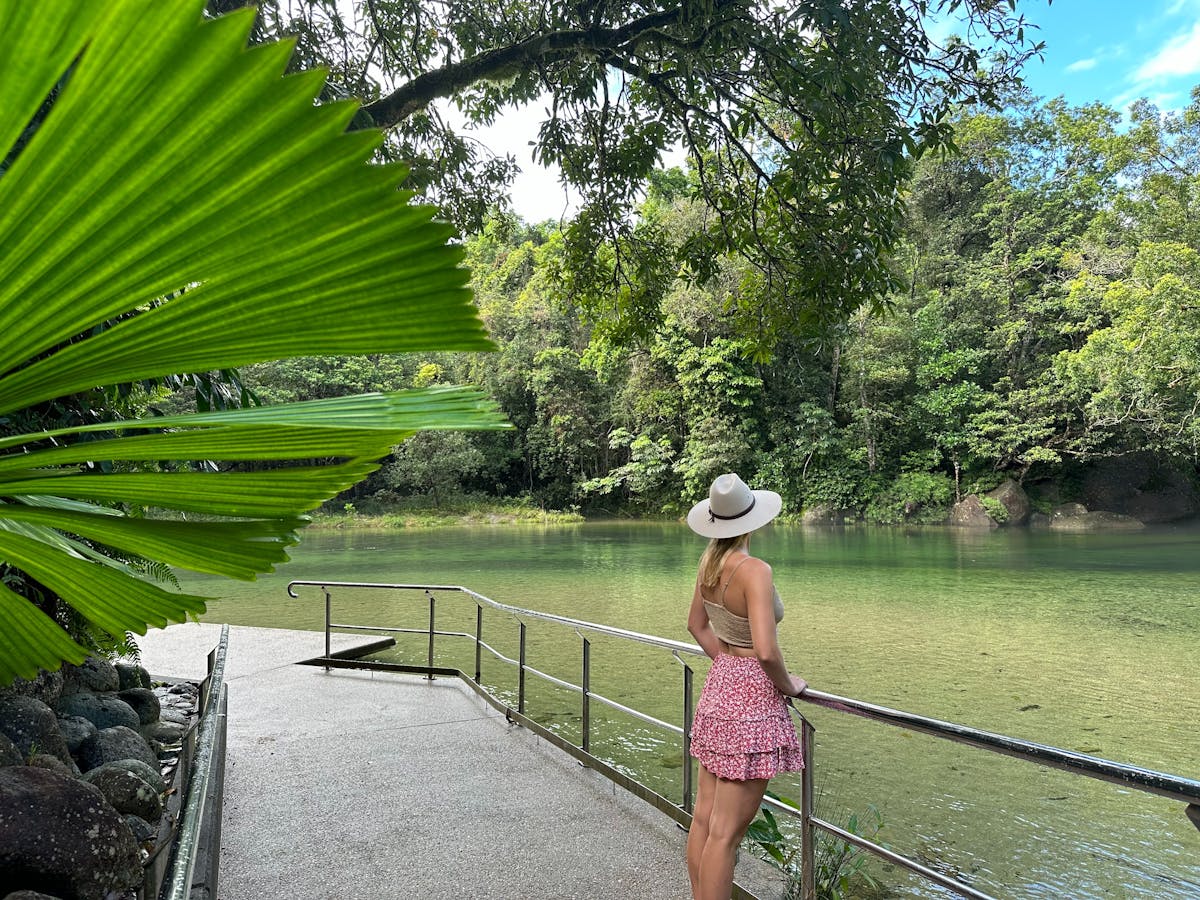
[[310, 495, 584, 529]]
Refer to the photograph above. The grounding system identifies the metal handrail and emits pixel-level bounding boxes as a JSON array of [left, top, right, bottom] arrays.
[[288, 579, 1200, 900], [161, 623, 229, 900]]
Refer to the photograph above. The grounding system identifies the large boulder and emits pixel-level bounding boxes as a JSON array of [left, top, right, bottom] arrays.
[[55, 692, 140, 732], [985, 479, 1031, 526], [1052, 502, 1088, 519], [0, 697, 76, 772], [59, 657, 119, 696], [0, 767, 141, 900], [55, 716, 96, 756], [1050, 510, 1146, 533], [801, 504, 854, 525], [117, 688, 160, 726], [114, 663, 152, 692], [81, 758, 165, 794], [948, 495, 998, 528], [1081, 454, 1199, 523], [25, 754, 75, 779], [123, 814, 157, 848], [77, 725, 159, 773], [83, 767, 162, 823], [142, 720, 187, 745], [0, 670, 64, 709], [0, 733, 22, 768]]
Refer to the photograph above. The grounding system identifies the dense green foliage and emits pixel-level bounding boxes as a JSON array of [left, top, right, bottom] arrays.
[[247, 88, 1200, 520], [212, 0, 1044, 349]]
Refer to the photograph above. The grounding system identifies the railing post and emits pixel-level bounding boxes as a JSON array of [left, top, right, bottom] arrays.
[[425, 590, 436, 680], [800, 716, 816, 900], [518, 622, 527, 716], [582, 637, 591, 753], [323, 587, 331, 671], [682, 664, 694, 815], [1187, 803, 1200, 833], [475, 604, 483, 684]]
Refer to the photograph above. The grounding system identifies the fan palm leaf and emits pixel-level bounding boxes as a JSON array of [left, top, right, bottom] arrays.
[[0, 0, 507, 682]]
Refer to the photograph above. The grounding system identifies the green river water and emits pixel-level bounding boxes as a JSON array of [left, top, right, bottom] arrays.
[[179, 522, 1200, 898]]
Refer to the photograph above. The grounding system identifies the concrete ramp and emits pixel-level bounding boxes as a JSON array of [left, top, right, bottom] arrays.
[[138, 623, 733, 899]]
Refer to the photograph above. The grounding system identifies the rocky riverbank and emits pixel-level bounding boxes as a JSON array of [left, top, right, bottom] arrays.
[[0, 656, 197, 899]]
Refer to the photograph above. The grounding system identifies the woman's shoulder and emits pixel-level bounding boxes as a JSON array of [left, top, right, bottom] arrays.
[[735, 555, 772, 582]]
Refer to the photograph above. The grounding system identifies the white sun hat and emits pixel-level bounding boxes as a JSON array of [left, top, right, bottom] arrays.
[[686, 473, 782, 539]]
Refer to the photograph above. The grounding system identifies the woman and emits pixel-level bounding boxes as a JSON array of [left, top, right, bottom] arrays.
[[685, 473, 807, 900]]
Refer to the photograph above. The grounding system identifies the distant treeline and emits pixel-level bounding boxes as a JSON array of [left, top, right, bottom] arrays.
[[237, 90, 1200, 522]]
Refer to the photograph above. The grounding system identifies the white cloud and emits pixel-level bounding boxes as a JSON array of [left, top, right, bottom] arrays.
[[1135, 21, 1200, 80], [1065, 57, 1098, 72]]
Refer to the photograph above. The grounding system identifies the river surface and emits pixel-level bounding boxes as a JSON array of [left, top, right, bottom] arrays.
[[178, 522, 1200, 898]]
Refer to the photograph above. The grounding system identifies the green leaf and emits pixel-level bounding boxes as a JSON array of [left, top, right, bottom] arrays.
[[0, 531, 207, 635], [0, 504, 302, 579], [0, 583, 90, 683], [0, 1, 507, 681]]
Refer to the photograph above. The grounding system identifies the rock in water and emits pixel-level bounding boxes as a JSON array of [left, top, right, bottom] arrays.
[[0, 767, 141, 900], [985, 479, 1031, 526], [948, 495, 998, 528]]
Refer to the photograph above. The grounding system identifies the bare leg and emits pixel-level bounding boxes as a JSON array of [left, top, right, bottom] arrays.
[[687, 764, 718, 896], [696, 775, 769, 900]]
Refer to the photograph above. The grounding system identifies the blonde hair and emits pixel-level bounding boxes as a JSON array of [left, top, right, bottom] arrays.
[[699, 534, 750, 590]]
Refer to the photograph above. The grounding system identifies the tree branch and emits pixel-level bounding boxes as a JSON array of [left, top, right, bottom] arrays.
[[359, 6, 697, 129]]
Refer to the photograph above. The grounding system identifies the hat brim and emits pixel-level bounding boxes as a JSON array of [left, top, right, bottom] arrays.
[[686, 490, 782, 538]]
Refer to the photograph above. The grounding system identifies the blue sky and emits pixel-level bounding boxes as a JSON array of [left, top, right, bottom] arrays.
[[1008, 0, 1200, 112]]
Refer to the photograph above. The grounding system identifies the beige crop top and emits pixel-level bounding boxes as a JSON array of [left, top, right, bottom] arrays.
[[702, 556, 784, 648]]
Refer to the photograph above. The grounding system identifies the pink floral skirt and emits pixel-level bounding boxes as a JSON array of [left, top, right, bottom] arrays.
[[690, 654, 803, 781]]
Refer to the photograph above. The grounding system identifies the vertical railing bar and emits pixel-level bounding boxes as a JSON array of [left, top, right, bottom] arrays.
[[518, 622, 527, 716], [801, 716, 816, 900], [425, 590, 436, 680], [682, 664, 694, 814], [582, 636, 591, 754], [475, 604, 483, 684], [323, 587, 331, 672]]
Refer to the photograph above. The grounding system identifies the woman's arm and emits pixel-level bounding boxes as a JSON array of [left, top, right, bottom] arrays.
[[743, 560, 808, 697], [687, 574, 724, 660]]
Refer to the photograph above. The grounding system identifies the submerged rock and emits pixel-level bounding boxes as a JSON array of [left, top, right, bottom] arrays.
[[1049, 510, 1145, 532]]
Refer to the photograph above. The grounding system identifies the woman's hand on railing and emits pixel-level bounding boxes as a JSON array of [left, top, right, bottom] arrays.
[[787, 675, 808, 697]]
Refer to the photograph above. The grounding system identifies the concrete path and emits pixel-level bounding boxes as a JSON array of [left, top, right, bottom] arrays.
[[138, 623, 781, 900]]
